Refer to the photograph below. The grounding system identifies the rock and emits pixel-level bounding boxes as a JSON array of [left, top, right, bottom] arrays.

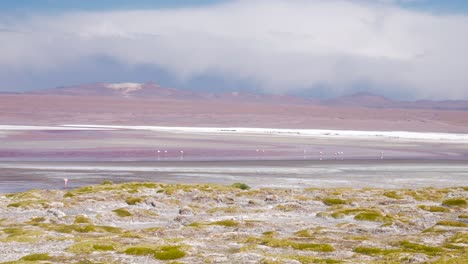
[[47, 208, 66, 218], [174, 215, 191, 225], [179, 206, 194, 216], [265, 195, 278, 202], [401, 253, 428, 263], [216, 196, 235, 204], [144, 198, 165, 208], [230, 253, 263, 263]]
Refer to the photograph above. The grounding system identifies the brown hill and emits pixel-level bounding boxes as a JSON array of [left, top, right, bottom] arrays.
[[1, 83, 468, 132]]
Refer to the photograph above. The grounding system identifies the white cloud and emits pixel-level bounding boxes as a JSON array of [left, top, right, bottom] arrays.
[[1, 0, 467, 99]]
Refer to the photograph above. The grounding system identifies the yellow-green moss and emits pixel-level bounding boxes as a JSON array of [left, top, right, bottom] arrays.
[[399, 240, 443, 256], [43, 223, 121, 234], [246, 236, 334, 252], [113, 208, 132, 217], [383, 191, 403, 200], [74, 215, 92, 224], [125, 197, 143, 205], [436, 220, 468, 227], [448, 232, 468, 244], [231, 182, 250, 190], [209, 220, 239, 227], [20, 253, 51, 261], [322, 198, 347, 206], [354, 247, 398, 255], [294, 229, 313, 238], [418, 205, 450, 213], [67, 241, 116, 254], [154, 246, 186, 260], [124, 245, 186, 260], [7, 200, 49, 209], [442, 198, 467, 208]]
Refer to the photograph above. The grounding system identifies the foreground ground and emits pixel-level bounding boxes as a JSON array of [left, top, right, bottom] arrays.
[[0, 182, 466, 263]]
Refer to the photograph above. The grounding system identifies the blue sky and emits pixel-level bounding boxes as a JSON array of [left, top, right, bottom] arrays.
[[1, 0, 468, 99], [0, 0, 227, 12], [1, 0, 467, 13]]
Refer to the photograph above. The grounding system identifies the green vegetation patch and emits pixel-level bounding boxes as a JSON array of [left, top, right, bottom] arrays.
[[209, 220, 239, 227], [124, 245, 186, 260], [63, 182, 161, 197], [7, 200, 49, 209], [231, 182, 251, 190], [354, 247, 398, 255], [113, 208, 132, 217], [419, 205, 450, 213], [383, 191, 403, 200], [322, 198, 347, 206], [20, 253, 51, 261], [448, 232, 468, 244], [290, 256, 343, 264], [74, 215, 92, 224], [442, 198, 467, 208], [436, 220, 468, 228], [399, 240, 443, 256], [330, 208, 392, 222], [246, 236, 334, 252], [44, 223, 122, 234], [68, 240, 117, 254], [154, 246, 186, 260], [1, 227, 43, 243], [294, 229, 313, 238], [125, 197, 143, 205]]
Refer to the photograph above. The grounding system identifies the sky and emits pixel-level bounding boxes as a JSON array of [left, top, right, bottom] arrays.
[[1, 0, 468, 99]]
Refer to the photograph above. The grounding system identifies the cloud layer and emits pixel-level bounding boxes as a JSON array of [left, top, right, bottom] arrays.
[[1, 0, 468, 99]]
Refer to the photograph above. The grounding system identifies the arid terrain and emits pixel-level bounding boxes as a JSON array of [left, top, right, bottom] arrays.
[[1, 83, 467, 264], [0, 182, 466, 263], [1, 83, 468, 132]]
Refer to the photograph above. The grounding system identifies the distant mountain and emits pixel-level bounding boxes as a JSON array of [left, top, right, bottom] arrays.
[[31, 82, 200, 99], [29, 82, 312, 104], [22, 83, 468, 110], [3, 83, 468, 133], [323, 92, 468, 111]]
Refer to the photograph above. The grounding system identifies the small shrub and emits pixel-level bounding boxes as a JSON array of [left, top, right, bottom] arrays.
[[354, 211, 387, 222], [294, 229, 313, 237], [354, 247, 385, 255], [210, 220, 239, 227], [154, 246, 186, 260], [383, 191, 403, 199], [124, 247, 156, 256], [419, 205, 450, 213], [74, 215, 92, 224], [436, 220, 468, 227], [292, 243, 334, 252], [399, 240, 443, 256], [231, 182, 250, 190], [20, 253, 51, 261], [113, 208, 132, 217], [126, 197, 143, 205], [93, 244, 115, 251], [442, 198, 467, 208], [101, 180, 113, 185], [322, 198, 347, 206]]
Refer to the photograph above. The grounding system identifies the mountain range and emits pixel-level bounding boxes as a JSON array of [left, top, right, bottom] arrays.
[[26, 82, 468, 111], [1, 82, 468, 132]]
